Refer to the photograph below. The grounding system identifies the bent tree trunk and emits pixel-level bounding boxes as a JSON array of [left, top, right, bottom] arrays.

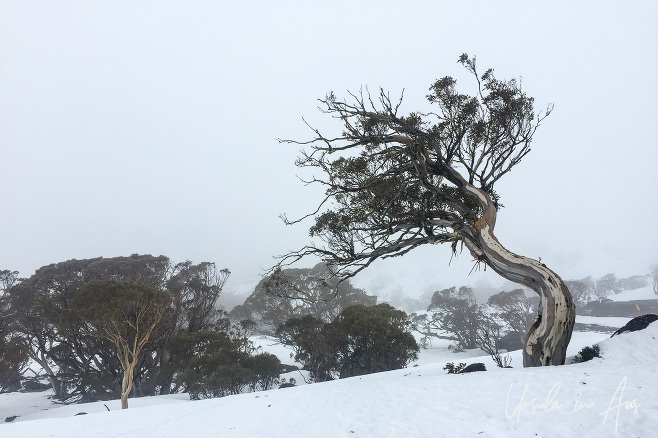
[[461, 183, 576, 366]]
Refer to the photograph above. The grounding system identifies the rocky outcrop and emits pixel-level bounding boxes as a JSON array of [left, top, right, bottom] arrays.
[[611, 314, 658, 337]]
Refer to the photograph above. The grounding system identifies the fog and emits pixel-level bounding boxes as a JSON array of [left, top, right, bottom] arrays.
[[1, 2, 656, 302]]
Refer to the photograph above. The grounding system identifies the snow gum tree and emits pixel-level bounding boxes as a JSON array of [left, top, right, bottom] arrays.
[[69, 280, 172, 409], [278, 55, 575, 367]]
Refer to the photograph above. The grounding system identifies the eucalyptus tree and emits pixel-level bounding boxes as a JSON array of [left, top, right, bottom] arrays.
[[278, 55, 575, 367], [70, 280, 172, 409], [231, 262, 376, 334]]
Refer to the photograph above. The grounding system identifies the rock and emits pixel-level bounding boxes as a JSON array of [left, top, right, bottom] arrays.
[[611, 314, 658, 337], [459, 363, 486, 373]]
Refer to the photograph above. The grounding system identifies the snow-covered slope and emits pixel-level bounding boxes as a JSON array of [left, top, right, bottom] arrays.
[[2, 324, 656, 437], [608, 285, 657, 302]]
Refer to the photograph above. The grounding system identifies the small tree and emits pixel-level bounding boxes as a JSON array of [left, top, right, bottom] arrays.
[[233, 263, 376, 334], [487, 289, 534, 345], [277, 304, 418, 381], [69, 280, 172, 409], [277, 55, 575, 366], [276, 315, 337, 382], [596, 274, 621, 296], [170, 331, 281, 399], [419, 287, 482, 349], [477, 316, 512, 368], [331, 304, 418, 378]]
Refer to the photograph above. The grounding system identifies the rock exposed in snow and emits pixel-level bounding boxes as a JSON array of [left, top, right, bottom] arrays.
[[611, 314, 658, 337]]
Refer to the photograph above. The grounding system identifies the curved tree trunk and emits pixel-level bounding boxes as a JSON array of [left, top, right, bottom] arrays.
[[120, 365, 134, 409], [460, 183, 576, 366]]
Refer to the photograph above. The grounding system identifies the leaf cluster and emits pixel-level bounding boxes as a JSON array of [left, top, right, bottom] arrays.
[[279, 55, 550, 279]]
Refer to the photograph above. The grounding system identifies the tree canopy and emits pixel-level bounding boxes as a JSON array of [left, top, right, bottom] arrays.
[[69, 280, 172, 409], [277, 55, 575, 367], [231, 262, 376, 334]]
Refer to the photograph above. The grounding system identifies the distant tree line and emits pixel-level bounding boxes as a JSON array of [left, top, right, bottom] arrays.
[[408, 269, 655, 368], [1, 259, 421, 403], [565, 272, 654, 306], [0, 255, 280, 407]]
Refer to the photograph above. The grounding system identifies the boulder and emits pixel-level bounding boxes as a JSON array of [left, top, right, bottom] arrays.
[[459, 362, 486, 373], [611, 314, 658, 337]]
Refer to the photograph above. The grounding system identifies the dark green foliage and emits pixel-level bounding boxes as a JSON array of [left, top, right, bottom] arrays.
[[443, 362, 467, 374], [3, 256, 285, 403], [331, 304, 419, 378], [170, 331, 281, 399], [0, 336, 28, 393], [3, 255, 234, 402], [276, 315, 336, 382], [277, 55, 550, 283], [5, 255, 171, 400], [0, 269, 28, 393], [277, 304, 418, 381], [68, 280, 173, 408], [572, 344, 601, 363]]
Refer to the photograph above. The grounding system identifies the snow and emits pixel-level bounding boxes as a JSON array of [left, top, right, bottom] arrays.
[[575, 315, 631, 328], [2, 321, 656, 437], [608, 285, 657, 302]]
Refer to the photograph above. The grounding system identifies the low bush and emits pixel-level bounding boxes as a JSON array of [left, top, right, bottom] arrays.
[[572, 344, 601, 363]]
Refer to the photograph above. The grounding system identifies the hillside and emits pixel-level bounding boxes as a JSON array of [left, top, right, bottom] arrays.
[[1, 318, 656, 437]]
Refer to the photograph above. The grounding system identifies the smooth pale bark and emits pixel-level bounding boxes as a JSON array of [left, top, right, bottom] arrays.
[[460, 182, 576, 366], [120, 365, 134, 409]]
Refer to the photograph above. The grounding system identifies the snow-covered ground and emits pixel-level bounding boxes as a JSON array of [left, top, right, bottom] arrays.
[[575, 315, 631, 328], [608, 285, 656, 302], [2, 320, 656, 437]]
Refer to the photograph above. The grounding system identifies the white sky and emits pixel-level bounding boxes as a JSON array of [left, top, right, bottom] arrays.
[[1, 1, 657, 298]]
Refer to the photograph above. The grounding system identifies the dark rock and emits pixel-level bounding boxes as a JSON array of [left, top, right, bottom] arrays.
[[75, 412, 87, 416], [497, 331, 524, 351], [459, 363, 486, 373], [611, 314, 658, 337], [5, 415, 19, 423]]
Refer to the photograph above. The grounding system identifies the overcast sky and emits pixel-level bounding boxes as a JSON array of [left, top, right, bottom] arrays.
[[1, 1, 657, 298]]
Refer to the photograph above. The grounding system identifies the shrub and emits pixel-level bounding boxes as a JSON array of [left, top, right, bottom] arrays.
[[170, 331, 281, 399], [277, 304, 419, 381], [443, 362, 467, 374], [572, 344, 601, 363]]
